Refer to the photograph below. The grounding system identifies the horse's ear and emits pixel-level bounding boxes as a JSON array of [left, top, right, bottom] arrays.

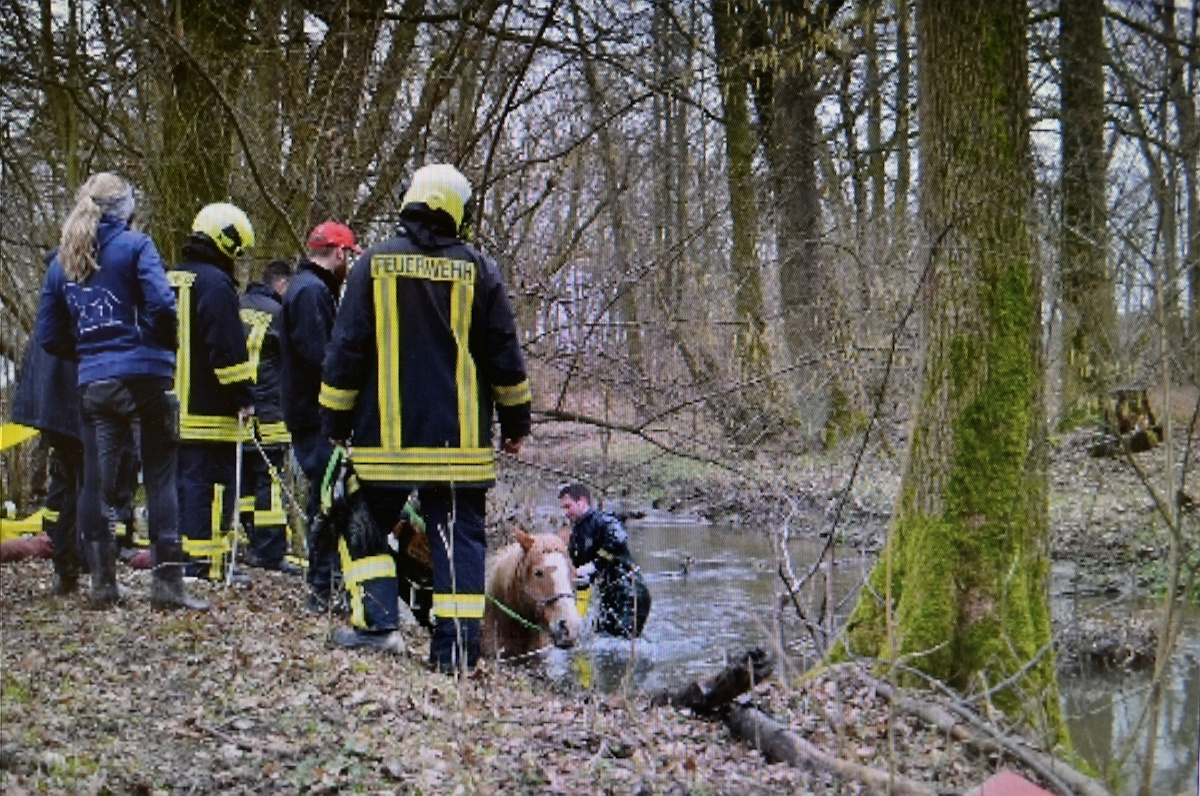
[[515, 529, 535, 552]]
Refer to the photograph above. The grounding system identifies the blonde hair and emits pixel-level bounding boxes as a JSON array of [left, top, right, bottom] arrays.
[[58, 172, 136, 282]]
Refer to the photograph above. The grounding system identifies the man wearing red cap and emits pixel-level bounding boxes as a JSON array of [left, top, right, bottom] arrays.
[[278, 221, 361, 613]]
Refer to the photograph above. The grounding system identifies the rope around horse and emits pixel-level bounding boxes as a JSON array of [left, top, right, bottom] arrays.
[[485, 593, 543, 633]]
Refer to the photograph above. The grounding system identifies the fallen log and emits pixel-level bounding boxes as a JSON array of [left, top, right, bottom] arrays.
[[650, 647, 773, 714], [725, 703, 938, 796], [654, 651, 944, 795]]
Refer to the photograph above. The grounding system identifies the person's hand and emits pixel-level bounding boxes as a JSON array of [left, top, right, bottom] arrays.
[[501, 435, 526, 455], [238, 405, 255, 420], [574, 562, 595, 590]]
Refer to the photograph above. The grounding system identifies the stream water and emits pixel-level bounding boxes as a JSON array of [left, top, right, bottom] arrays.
[[538, 516, 1199, 796]]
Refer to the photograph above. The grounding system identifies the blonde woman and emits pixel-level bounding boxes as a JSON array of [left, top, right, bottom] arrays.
[[36, 172, 207, 611]]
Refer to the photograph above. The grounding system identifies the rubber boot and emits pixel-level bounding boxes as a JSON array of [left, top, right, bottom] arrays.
[[51, 570, 79, 596], [429, 619, 481, 674], [151, 541, 210, 611], [86, 538, 120, 608], [329, 626, 405, 654]]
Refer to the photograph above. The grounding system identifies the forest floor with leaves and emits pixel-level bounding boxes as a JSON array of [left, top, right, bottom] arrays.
[[0, 562, 1083, 795], [0, 426, 1186, 795]]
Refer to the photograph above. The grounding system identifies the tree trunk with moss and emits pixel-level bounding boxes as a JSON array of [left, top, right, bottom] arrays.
[[710, 0, 789, 438], [1059, 0, 1115, 427], [841, 0, 1064, 743]]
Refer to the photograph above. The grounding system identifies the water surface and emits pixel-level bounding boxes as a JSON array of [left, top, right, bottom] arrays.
[[540, 517, 1200, 795]]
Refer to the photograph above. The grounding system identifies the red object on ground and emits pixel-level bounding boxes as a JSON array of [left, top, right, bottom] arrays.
[[968, 769, 1055, 796], [128, 549, 152, 570], [0, 533, 53, 563]]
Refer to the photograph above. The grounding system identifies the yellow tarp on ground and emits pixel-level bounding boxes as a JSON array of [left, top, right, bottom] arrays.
[[0, 508, 47, 541], [0, 423, 38, 451]]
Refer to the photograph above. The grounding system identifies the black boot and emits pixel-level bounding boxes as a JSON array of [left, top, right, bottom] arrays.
[[86, 538, 120, 608], [51, 571, 79, 596], [329, 626, 404, 654], [151, 541, 210, 611], [429, 619, 481, 674]]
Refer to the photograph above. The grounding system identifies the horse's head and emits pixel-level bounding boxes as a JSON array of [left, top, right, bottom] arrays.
[[514, 529, 581, 649]]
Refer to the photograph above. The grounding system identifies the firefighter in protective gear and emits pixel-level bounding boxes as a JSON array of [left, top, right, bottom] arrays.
[[170, 202, 256, 582], [559, 483, 651, 638], [280, 221, 360, 614], [319, 164, 531, 669], [239, 259, 301, 574]]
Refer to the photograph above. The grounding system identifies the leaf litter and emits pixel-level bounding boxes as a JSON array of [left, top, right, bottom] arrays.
[[0, 558, 1078, 794]]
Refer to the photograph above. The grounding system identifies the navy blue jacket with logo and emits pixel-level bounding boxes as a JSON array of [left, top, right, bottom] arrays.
[[36, 216, 176, 385], [167, 237, 254, 443], [318, 215, 531, 487]]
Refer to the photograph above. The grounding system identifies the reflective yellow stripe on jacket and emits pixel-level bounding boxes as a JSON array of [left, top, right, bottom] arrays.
[[169, 271, 249, 444], [214, 360, 255, 385], [493, 380, 532, 406], [240, 308, 272, 381], [319, 384, 359, 412], [351, 255, 494, 484]]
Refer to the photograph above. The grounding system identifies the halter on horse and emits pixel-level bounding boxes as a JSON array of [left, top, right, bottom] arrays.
[[483, 529, 582, 659]]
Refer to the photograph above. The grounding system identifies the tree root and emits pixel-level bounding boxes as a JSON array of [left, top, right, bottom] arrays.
[[725, 703, 939, 796]]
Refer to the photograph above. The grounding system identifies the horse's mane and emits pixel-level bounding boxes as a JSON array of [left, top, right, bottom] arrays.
[[487, 532, 569, 606]]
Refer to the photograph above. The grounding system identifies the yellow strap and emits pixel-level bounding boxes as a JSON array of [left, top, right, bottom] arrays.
[[0, 509, 47, 541], [432, 593, 485, 619], [319, 383, 359, 412], [0, 423, 38, 451], [493, 380, 532, 407]]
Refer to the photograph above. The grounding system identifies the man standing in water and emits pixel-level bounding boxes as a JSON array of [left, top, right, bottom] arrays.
[[559, 483, 650, 638]]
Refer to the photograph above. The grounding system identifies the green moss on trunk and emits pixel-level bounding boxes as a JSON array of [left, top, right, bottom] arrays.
[[840, 0, 1065, 747]]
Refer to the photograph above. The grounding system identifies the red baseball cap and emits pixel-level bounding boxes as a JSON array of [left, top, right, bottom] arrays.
[[307, 221, 362, 254]]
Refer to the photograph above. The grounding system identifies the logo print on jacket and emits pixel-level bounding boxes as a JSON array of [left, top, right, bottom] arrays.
[[65, 284, 123, 333]]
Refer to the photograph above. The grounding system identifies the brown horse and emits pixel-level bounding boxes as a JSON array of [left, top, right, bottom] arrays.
[[483, 529, 582, 659]]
